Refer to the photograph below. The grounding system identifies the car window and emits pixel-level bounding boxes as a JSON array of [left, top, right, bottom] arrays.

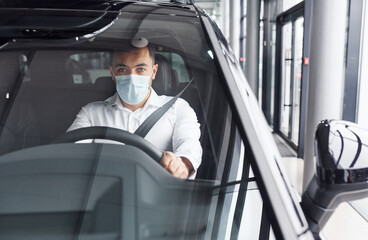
[[0, 6, 281, 240], [158, 52, 190, 83], [68, 52, 110, 84]]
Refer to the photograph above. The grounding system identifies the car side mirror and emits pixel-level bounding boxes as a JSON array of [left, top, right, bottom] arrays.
[[301, 120, 368, 238]]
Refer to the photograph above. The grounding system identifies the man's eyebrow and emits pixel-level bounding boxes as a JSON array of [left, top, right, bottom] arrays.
[[114, 63, 148, 68], [135, 63, 148, 67], [114, 63, 128, 68]]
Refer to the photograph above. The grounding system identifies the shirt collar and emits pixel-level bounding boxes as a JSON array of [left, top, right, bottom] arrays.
[[105, 88, 162, 109], [145, 89, 163, 108], [105, 93, 121, 108]]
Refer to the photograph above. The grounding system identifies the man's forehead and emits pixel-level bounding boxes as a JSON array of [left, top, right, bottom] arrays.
[[113, 48, 150, 60], [112, 48, 154, 67]]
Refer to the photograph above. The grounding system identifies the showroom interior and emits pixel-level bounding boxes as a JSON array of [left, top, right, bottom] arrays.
[[194, 0, 368, 239]]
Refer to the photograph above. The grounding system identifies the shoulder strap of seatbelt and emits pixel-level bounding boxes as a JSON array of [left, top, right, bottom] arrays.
[[134, 78, 193, 138]]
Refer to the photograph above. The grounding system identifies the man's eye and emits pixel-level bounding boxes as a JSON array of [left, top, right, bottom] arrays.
[[137, 68, 146, 72], [117, 68, 128, 73]]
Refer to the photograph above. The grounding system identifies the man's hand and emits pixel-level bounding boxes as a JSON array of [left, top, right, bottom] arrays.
[[161, 152, 193, 179]]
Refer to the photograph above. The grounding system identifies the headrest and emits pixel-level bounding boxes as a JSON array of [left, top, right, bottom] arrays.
[[152, 54, 178, 95], [94, 76, 115, 93]]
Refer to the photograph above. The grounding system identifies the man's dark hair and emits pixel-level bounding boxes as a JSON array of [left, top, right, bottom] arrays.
[[110, 45, 156, 65]]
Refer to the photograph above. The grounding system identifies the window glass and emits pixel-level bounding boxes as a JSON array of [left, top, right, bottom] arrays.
[[0, 11, 229, 183], [259, 18, 264, 106], [280, 22, 292, 137], [0, 8, 276, 240], [196, 0, 227, 35], [291, 17, 304, 144], [283, 0, 303, 11], [156, 52, 190, 83], [68, 53, 110, 84], [237, 182, 263, 239], [203, 127, 268, 240]]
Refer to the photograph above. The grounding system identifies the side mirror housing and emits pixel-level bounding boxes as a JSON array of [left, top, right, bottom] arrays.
[[301, 120, 368, 237]]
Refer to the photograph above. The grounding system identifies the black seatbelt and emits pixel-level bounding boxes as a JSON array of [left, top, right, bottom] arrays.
[[134, 78, 193, 138]]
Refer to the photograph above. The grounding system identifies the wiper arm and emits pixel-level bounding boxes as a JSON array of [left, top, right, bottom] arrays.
[[0, 39, 13, 50]]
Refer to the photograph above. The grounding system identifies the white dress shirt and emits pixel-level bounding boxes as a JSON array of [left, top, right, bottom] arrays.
[[68, 89, 202, 175]]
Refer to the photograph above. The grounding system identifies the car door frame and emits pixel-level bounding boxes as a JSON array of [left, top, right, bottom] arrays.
[[197, 11, 312, 240]]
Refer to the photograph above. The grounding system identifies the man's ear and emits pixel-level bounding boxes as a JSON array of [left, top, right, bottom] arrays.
[[109, 66, 116, 82], [152, 64, 158, 80]]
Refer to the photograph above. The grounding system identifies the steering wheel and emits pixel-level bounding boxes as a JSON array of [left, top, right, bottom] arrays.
[[53, 127, 163, 163]]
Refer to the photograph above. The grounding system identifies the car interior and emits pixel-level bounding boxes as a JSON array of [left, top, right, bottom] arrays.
[[0, 45, 232, 181], [0, 4, 262, 239], [0, 45, 238, 239]]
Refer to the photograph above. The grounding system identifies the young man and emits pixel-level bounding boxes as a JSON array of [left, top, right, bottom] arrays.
[[68, 46, 202, 179]]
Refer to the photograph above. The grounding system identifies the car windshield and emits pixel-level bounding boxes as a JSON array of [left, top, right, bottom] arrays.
[[0, 3, 285, 239], [0, 6, 211, 156]]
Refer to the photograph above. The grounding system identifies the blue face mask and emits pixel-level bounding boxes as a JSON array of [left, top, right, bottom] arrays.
[[115, 74, 150, 105]]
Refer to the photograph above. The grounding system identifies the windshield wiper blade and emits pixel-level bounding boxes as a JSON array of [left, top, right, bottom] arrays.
[[0, 39, 13, 50]]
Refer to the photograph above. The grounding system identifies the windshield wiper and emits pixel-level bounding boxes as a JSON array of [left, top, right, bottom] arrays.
[[0, 39, 12, 50]]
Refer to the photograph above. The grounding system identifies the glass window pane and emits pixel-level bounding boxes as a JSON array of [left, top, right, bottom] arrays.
[[237, 182, 263, 239], [68, 52, 110, 84], [291, 17, 304, 144], [0, 6, 280, 240], [280, 22, 292, 136], [283, 0, 303, 11], [258, 20, 264, 106]]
